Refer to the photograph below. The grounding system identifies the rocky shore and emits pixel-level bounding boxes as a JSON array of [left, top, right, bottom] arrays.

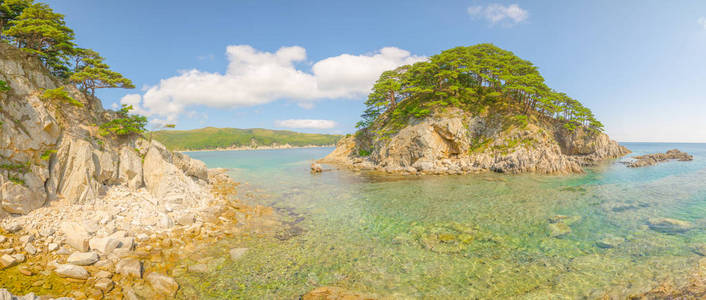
[[0, 40, 281, 298], [321, 108, 630, 175], [624, 149, 693, 168]]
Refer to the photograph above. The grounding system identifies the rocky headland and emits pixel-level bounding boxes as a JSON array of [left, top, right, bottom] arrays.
[[624, 149, 693, 168], [322, 107, 630, 175], [0, 42, 277, 298]]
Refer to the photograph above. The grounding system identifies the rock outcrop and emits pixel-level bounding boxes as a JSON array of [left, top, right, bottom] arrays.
[[322, 107, 630, 175], [0, 42, 212, 217], [624, 149, 693, 168]]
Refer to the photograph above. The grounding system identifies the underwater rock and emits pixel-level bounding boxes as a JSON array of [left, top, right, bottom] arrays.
[[596, 235, 625, 249], [548, 223, 571, 238], [229, 248, 249, 260], [302, 286, 377, 300], [548, 215, 582, 225], [647, 218, 694, 234], [410, 222, 476, 254]]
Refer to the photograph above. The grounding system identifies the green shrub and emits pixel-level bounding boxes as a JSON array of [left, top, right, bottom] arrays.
[[99, 104, 147, 137], [0, 80, 9, 92], [9, 175, 25, 185], [41, 87, 83, 107], [40, 149, 57, 160], [358, 149, 371, 157]]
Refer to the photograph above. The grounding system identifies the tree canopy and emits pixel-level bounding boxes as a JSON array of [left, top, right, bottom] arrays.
[[1, 0, 134, 96], [358, 44, 604, 133]]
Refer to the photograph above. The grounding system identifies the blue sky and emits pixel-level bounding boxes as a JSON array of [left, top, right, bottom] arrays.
[[44, 0, 706, 142]]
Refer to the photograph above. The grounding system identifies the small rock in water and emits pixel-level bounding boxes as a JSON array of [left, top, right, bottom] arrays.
[[19, 235, 34, 244], [146, 272, 179, 297], [89, 237, 121, 255], [310, 163, 323, 173], [0, 235, 6, 243], [548, 223, 571, 238], [596, 236, 625, 249], [647, 218, 693, 234], [67, 252, 99, 266], [116, 258, 143, 278], [188, 264, 209, 273], [47, 243, 59, 252], [693, 244, 706, 256], [94, 278, 114, 292], [229, 248, 249, 260]]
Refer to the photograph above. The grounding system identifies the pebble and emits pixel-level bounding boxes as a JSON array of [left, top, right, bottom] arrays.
[[0, 254, 18, 268], [0, 235, 6, 243], [94, 278, 114, 292], [47, 243, 59, 252], [24, 243, 38, 255]]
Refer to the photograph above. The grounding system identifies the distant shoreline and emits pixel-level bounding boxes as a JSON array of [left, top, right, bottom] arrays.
[[179, 144, 335, 153]]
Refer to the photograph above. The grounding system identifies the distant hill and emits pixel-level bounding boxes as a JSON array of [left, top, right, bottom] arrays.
[[151, 127, 343, 151]]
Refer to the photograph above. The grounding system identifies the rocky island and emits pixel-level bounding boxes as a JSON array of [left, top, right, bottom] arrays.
[[322, 44, 630, 175], [624, 149, 693, 168]]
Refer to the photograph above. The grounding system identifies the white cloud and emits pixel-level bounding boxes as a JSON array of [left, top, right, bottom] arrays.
[[121, 45, 425, 123], [699, 17, 706, 30], [275, 119, 337, 129], [468, 3, 528, 25]]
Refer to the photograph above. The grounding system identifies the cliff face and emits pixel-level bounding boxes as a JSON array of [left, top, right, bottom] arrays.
[[0, 42, 211, 217], [322, 107, 630, 175]]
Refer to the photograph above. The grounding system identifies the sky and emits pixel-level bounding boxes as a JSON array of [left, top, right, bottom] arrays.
[[43, 0, 706, 142]]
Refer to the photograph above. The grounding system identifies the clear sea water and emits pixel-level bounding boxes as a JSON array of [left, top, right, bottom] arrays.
[[178, 143, 706, 299]]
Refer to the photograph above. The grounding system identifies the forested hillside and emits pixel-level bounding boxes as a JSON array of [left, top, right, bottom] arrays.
[[152, 127, 341, 151]]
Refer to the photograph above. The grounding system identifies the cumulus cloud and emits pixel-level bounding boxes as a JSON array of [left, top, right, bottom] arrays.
[[699, 17, 706, 30], [121, 45, 425, 123], [468, 3, 528, 25], [275, 119, 337, 129]]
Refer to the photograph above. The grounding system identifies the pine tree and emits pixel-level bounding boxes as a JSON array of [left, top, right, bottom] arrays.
[[69, 49, 134, 96]]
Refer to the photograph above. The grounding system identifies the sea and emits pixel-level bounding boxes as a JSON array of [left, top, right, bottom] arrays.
[[177, 142, 706, 299]]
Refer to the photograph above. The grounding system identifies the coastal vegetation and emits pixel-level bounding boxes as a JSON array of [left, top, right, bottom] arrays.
[[151, 127, 342, 151], [357, 44, 604, 134], [0, 0, 133, 94]]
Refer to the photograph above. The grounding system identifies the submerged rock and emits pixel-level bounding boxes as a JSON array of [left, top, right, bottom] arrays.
[[66, 251, 99, 266], [596, 235, 625, 249], [229, 248, 249, 260], [146, 272, 179, 297], [548, 222, 571, 238], [647, 218, 694, 234], [302, 286, 377, 300]]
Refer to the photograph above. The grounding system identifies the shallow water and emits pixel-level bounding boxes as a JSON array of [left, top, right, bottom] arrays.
[[180, 143, 706, 299]]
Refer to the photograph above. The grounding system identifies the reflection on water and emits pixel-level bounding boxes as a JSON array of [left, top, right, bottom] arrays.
[[179, 143, 706, 299]]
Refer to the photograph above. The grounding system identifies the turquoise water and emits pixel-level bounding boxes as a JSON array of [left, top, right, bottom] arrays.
[[179, 143, 706, 299]]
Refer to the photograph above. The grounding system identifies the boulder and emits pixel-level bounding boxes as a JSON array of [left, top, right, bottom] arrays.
[[146, 272, 179, 297], [66, 252, 99, 266], [54, 264, 89, 280], [0, 254, 18, 268], [173, 152, 208, 180], [0, 181, 44, 214], [89, 237, 120, 255], [60, 222, 90, 252]]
